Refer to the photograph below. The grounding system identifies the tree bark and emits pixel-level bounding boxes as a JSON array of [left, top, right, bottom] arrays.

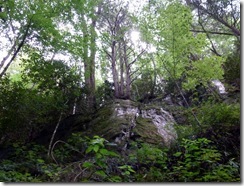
[[119, 42, 125, 97], [111, 41, 120, 98], [123, 42, 131, 99]]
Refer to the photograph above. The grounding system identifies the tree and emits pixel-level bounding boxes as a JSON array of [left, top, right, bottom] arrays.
[[99, 0, 145, 99], [0, 0, 63, 78], [56, 0, 102, 110], [138, 1, 226, 127]]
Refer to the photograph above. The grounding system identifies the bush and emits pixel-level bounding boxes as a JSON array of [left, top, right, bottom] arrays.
[[170, 138, 239, 182], [192, 102, 240, 161]]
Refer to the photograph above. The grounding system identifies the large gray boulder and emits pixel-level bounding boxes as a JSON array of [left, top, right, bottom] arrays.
[[86, 99, 177, 148]]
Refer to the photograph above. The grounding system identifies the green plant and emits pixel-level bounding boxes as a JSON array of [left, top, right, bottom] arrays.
[[171, 138, 240, 182], [81, 136, 120, 181], [190, 101, 240, 161], [0, 143, 61, 182], [128, 142, 169, 182]]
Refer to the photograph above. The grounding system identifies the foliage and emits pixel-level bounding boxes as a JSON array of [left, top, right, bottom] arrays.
[[191, 101, 240, 160], [170, 138, 240, 182], [223, 45, 240, 90], [21, 50, 81, 112], [125, 138, 239, 182], [95, 80, 114, 107], [0, 52, 81, 144], [0, 143, 59, 182], [0, 134, 240, 182]]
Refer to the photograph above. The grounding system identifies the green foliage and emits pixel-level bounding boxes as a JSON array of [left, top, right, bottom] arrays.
[[0, 143, 59, 182], [134, 143, 168, 166], [141, 1, 225, 94], [223, 48, 240, 90], [21, 51, 81, 103], [0, 135, 240, 182], [183, 56, 224, 90], [82, 136, 120, 181], [0, 51, 82, 144], [95, 80, 114, 107], [191, 102, 240, 160], [170, 138, 240, 182], [125, 137, 239, 182]]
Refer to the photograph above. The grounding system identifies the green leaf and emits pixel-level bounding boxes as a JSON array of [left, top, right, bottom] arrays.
[[174, 152, 182, 157], [93, 145, 99, 153], [95, 170, 107, 178], [99, 148, 109, 155], [85, 146, 93, 154], [37, 159, 44, 163], [82, 161, 93, 168], [108, 151, 119, 157], [118, 165, 127, 169]]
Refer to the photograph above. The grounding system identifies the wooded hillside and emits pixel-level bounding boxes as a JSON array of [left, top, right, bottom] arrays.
[[0, 0, 240, 182]]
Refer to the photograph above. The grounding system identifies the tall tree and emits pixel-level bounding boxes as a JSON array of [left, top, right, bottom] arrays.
[[99, 0, 145, 99], [58, 0, 102, 110], [139, 1, 226, 126]]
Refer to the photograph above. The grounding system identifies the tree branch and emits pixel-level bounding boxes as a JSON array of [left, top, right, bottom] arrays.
[[192, 1, 240, 37], [190, 29, 234, 36], [0, 19, 32, 78], [128, 49, 145, 67]]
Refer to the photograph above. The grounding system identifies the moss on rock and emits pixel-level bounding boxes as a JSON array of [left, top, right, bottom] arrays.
[[133, 116, 164, 145]]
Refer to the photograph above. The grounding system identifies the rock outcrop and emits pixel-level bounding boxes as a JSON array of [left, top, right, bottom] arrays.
[[34, 99, 178, 149], [86, 99, 177, 148]]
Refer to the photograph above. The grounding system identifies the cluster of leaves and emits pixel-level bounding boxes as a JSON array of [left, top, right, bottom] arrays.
[[0, 134, 240, 182], [127, 138, 239, 182], [0, 143, 59, 182], [196, 101, 240, 160]]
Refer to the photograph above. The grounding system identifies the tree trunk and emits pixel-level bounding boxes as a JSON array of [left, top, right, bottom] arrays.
[[123, 43, 131, 99], [111, 41, 120, 98], [82, 6, 100, 111], [119, 42, 125, 97]]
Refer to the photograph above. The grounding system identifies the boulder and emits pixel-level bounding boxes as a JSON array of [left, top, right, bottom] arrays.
[[85, 99, 177, 148]]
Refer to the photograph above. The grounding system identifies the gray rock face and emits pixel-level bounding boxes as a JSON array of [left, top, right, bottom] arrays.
[[113, 100, 177, 147], [86, 99, 177, 149], [141, 108, 177, 146]]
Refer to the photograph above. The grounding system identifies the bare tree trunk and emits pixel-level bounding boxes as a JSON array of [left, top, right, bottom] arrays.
[[149, 55, 157, 97], [48, 112, 63, 158], [124, 49, 131, 99], [111, 41, 120, 98], [82, 5, 101, 110], [119, 42, 125, 97], [125, 68, 131, 99]]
